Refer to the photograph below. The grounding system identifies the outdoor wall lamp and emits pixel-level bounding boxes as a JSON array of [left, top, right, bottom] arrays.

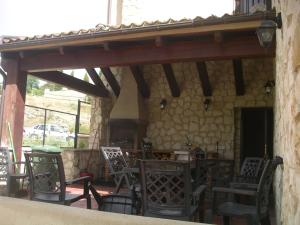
[[160, 99, 167, 110], [203, 99, 211, 111], [264, 80, 275, 94], [256, 13, 282, 48]]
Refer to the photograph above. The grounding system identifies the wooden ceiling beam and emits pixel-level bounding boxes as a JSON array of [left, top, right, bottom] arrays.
[[162, 64, 180, 97], [130, 65, 150, 98], [100, 67, 120, 97], [86, 68, 108, 91], [30, 71, 108, 97], [196, 61, 212, 96], [233, 59, 245, 96], [19, 35, 274, 72]]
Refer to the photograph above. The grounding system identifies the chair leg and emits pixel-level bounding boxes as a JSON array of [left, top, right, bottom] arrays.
[[86, 194, 91, 209], [89, 185, 102, 210], [223, 216, 230, 225], [260, 215, 271, 225]]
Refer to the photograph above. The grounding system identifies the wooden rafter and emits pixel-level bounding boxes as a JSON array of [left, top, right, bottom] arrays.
[[31, 71, 108, 97], [0, 67, 6, 78], [233, 59, 245, 96], [162, 64, 180, 97], [86, 68, 108, 90], [130, 65, 150, 98], [100, 67, 120, 97], [19, 35, 274, 72], [196, 62, 212, 96]]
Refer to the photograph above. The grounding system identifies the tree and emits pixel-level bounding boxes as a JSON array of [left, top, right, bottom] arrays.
[[26, 76, 43, 95]]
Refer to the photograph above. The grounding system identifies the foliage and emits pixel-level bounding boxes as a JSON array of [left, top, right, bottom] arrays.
[[83, 73, 89, 82], [41, 82, 63, 91], [27, 76, 43, 95]]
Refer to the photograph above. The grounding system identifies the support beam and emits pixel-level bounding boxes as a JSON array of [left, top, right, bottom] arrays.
[[86, 68, 109, 95], [233, 59, 245, 96], [100, 67, 120, 97], [31, 71, 108, 97], [1, 58, 27, 161], [0, 67, 6, 78], [196, 62, 212, 96], [20, 35, 274, 71], [129, 66, 150, 98], [162, 64, 180, 97]]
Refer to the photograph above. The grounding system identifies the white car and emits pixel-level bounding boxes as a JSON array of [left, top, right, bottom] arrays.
[[25, 124, 70, 140]]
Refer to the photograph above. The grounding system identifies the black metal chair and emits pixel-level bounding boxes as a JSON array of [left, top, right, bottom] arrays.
[[101, 147, 137, 193], [25, 152, 91, 208], [89, 184, 139, 214], [139, 160, 206, 221], [0, 147, 27, 196], [212, 156, 283, 225]]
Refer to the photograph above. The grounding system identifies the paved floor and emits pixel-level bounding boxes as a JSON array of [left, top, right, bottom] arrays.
[[67, 184, 276, 225]]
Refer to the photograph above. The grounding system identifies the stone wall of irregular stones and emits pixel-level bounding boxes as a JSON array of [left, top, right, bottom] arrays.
[[273, 0, 300, 224], [143, 59, 273, 159], [88, 59, 273, 164], [62, 149, 100, 180]]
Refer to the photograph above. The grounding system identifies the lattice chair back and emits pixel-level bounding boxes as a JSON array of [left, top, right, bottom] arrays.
[[0, 147, 11, 196], [25, 152, 66, 201], [256, 156, 283, 218], [101, 147, 128, 174], [140, 160, 192, 217], [240, 157, 263, 177]]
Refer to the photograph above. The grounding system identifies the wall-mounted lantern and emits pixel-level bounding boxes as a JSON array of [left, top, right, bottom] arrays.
[[256, 13, 282, 48], [264, 80, 275, 94], [203, 99, 211, 111], [160, 99, 167, 110]]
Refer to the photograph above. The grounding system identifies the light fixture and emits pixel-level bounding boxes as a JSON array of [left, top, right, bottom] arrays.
[[203, 99, 211, 111], [160, 99, 167, 110], [264, 80, 275, 94], [256, 13, 282, 48]]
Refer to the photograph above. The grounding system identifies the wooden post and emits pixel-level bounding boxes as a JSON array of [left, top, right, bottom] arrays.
[[1, 58, 27, 161]]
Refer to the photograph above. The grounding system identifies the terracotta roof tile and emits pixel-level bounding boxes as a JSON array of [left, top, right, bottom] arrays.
[[0, 12, 274, 48]]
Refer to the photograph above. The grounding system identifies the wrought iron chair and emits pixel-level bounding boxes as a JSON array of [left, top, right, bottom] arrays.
[[25, 152, 91, 208], [212, 156, 283, 225], [139, 160, 206, 221], [0, 147, 27, 196], [230, 157, 263, 189], [101, 147, 137, 193], [89, 184, 140, 214]]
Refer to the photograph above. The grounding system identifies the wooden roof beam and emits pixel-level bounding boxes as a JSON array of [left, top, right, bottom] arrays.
[[162, 64, 180, 97], [196, 61, 212, 96], [30, 71, 108, 97], [233, 59, 245, 96], [130, 65, 150, 98], [19, 35, 274, 72], [86, 68, 109, 93], [100, 67, 120, 97]]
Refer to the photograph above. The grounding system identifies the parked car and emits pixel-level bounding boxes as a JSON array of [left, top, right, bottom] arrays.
[[24, 124, 71, 141]]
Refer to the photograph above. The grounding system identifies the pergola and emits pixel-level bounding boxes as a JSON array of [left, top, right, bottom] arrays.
[[0, 12, 275, 160]]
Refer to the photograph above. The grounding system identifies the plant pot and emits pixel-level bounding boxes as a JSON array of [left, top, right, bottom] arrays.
[[79, 171, 94, 182]]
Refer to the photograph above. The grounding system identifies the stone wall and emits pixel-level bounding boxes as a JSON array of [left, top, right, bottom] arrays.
[[62, 149, 101, 180], [273, 0, 300, 224], [89, 59, 274, 166], [144, 59, 273, 160]]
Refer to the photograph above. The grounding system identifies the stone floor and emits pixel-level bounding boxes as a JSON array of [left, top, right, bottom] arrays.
[[67, 184, 277, 225]]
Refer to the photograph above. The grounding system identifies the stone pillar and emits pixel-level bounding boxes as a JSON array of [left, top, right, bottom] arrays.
[[1, 58, 27, 161], [273, 0, 300, 224], [88, 97, 113, 149]]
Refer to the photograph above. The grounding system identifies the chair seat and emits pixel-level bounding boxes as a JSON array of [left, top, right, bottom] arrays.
[[146, 206, 198, 218], [33, 193, 83, 203], [217, 202, 256, 217]]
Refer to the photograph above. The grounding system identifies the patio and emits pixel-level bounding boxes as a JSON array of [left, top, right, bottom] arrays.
[[1, 0, 300, 224]]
